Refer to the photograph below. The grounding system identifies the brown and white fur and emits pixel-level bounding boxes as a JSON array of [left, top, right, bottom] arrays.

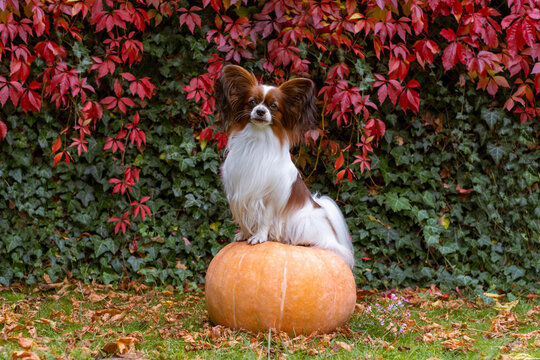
[[215, 65, 354, 268]]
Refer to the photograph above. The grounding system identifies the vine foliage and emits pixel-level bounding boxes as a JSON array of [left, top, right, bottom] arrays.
[[0, 0, 538, 293]]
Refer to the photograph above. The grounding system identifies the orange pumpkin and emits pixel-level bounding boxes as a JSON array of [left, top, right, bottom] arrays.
[[205, 241, 356, 335]]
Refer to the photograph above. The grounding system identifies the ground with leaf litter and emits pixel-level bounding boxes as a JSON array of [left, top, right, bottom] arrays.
[[1, 281, 539, 359]]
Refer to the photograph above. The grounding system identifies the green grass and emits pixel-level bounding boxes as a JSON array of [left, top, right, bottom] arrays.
[[1, 283, 539, 360]]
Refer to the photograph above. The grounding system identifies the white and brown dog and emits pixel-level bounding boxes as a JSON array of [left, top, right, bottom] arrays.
[[214, 65, 354, 268]]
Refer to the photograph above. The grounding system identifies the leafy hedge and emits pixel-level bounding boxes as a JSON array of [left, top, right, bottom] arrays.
[[0, 0, 539, 295]]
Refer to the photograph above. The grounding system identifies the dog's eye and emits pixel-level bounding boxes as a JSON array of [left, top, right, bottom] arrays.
[[248, 99, 257, 106], [269, 103, 278, 110]]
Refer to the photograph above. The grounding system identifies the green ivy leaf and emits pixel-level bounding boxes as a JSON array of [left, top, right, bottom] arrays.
[[481, 108, 502, 130], [486, 143, 506, 164], [385, 192, 411, 212]]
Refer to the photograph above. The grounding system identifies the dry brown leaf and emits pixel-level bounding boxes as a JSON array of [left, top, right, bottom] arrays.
[[88, 291, 107, 303], [526, 306, 540, 317], [102, 342, 119, 355], [422, 332, 436, 342], [25, 326, 37, 338], [116, 336, 139, 354], [499, 338, 528, 353], [441, 338, 473, 352], [11, 351, 40, 360], [499, 354, 534, 360], [490, 311, 523, 333], [17, 337, 34, 349], [335, 341, 353, 352]]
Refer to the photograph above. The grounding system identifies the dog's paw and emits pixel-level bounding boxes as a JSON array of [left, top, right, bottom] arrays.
[[234, 231, 245, 242], [247, 233, 268, 245]]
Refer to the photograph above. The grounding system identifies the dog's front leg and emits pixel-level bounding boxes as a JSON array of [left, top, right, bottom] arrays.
[[233, 230, 246, 242], [247, 225, 269, 245]]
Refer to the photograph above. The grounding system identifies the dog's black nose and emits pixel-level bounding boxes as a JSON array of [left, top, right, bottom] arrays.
[[256, 108, 266, 116]]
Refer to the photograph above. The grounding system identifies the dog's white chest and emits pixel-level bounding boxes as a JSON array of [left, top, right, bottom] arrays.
[[221, 126, 297, 233]]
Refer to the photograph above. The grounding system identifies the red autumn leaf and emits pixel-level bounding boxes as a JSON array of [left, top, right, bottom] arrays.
[[352, 154, 371, 174], [356, 135, 374, 156], [51, 136, 62, 153], [100, 92, 136, 114], [10, 56, 34, 83], [19, 81, 41, 113], [107, 212, 131, 234], [413, 39, 439, 68], [178, 6, 202, 34], [34, 40, 66, 64], [53, 151, 63, 166], [0, 76, 22, 107], [52, 151, 72, 166], [90, 54, 122, 79], [364, 118, 386, 144], [442, 41, 464, 71], [109, 178, 131, 195], [69, 136, 88, 156], [127, 113, 146, 147], [373, 74, 402, 106], [183, 75, 213, 103], [202, 0, 222, 12], [214, 131, 228, 150], [506, 20, 525, 56], [121, 35, 143, 66], [49, 63, 79, 98], [93, 9, 131, 33], [353, 95, 378, 121], [0, 120, 7, 140], [477, 72, 510, 96], [103, 135, 125, 153], [120, 72, 136, 81], [127, 77, 156, 100], [131, 196, 151, 221], [335, 168, 346, 184], [199, 127, 213, 143], [398, 79, 420, 114], [334, 151, 344, 170], [521, 18, 536, 47], [125, 166, 140, 186]]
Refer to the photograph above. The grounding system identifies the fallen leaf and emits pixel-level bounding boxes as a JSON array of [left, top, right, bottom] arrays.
[[116, 336, 139, 354], [494, 299, 520, 312], [499, 354, 534, 360], [484, 292, 505, 300], [88, 291, 107, 302], [335, 341, 353, 351], [422, 332, 436, 342], [102, 342, 119, 355], [441, 338, 473, 352], [17, 337, 34, 349], [11, 351, 40, 360]]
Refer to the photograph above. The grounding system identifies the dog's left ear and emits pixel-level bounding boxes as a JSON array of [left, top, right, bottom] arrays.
[[279, 78, 318, 144], [214, 65, 258, 132]]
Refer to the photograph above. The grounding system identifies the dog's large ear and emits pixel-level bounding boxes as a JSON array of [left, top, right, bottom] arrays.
[[214, 65, 258, 132], [279, 78, 318, 144]]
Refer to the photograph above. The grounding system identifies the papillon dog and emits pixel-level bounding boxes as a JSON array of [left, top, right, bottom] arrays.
[[214, 65, 354, 268]]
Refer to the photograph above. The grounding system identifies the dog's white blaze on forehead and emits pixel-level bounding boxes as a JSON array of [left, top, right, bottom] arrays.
[[262, 85, 275, 99]]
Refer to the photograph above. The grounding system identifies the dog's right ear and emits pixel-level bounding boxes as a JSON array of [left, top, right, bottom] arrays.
[[214, 65, 258, 132]]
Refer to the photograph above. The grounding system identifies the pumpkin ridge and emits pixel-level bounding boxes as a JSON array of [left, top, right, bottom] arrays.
[[232, 248, 249, 329], [278, 256, 288, 330]]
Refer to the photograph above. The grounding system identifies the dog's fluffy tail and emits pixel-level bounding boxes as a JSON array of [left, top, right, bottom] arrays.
[[314, 195, 355, 269]]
